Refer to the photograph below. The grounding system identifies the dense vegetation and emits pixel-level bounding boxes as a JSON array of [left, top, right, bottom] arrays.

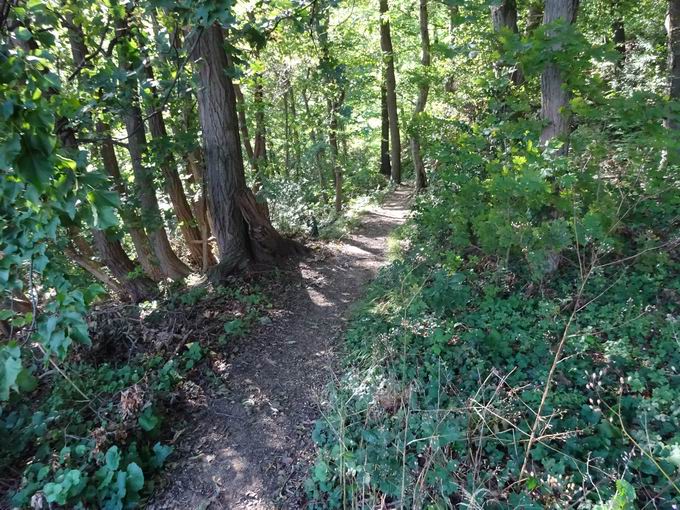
[[1, 0, 679, 507]]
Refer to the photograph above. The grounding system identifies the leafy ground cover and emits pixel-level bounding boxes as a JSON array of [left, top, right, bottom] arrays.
[[1, 281, 271, 508], [306, 119, 680, 508]]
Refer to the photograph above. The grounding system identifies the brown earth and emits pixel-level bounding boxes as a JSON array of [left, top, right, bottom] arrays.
[[148, 186, 411, 509]]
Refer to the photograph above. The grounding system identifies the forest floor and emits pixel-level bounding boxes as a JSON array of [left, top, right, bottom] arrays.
[[148, 185, 411, 509]]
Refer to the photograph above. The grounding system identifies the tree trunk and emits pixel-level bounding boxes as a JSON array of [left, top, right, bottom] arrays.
[[121, 103, 192, 280], [445, 5, 459, 93], [539, 0, 579, 153], [143, 63, 216, 268], [191, 23, 303, 280], [116, 15, 191, 280], [253, 78, 268, 168], [65, 227, 152, 302], [380, 0, 402, 184], [97, 123, 164, 282], [491, 0, 519, 33], [526, 1, 543, 34], [184, 148, 214, 271], [329, 94, 344, 212], [64, 19, 158, 299], [411, 0, 430, 192], [288, 85, 302, 172], [490, 0, 523, 85], [611, 0, 626, 70], [90, 230, 157, 302], [302, 84, 328, 193], [665, 0, 680, 169], [380, 81, 391, 176], [233, 82, 256, 167], [284, 86, 291, 176], [612, 20, 625, 63], [667, 0, 680, 129]]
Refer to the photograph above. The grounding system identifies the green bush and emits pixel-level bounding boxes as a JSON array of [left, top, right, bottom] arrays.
[[306, 102, 680, 507]]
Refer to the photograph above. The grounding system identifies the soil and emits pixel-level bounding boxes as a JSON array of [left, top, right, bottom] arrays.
[[147, 186, 411, 509]]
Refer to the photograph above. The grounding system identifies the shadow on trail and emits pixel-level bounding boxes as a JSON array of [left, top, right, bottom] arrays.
[[148, 186, 411, 510]]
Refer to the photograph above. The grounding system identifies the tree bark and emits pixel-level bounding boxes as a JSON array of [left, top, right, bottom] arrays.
[[90, 230, 157, 302], [380, 0, 402, 184], [526, 1, 543, 34], [610, 0, 626, 70], [445, 5, 459, 93], [191, 24, 303, 280], [253, 78, 268, 168], [665, 0, 680, 170], [302, 83, 328, 193], [329, 94, 345, 212], [96, 123, 164, 282], [411, 0, 430, 192], [59, 127, 154, 303], [491, 0, 519, 33], [284, 85, 291, 176], [116, 15, 191, 281], [612, 19, 625, 64], [121, 103, 192, 280], [288, 85, 302, 172], [63, 23, 157, 300], [143, 63, 216, 268], [233, 82, 256, 167], [65, 243, 125, 296], [667, 0, 680, 127], [539, 0, 579, 153], [380, 81, 391, 176], [490, 0, 523, 85]]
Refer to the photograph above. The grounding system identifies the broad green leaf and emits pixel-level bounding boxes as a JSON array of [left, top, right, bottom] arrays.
[[105, 446, 121, 471], [0, 343, 21, 400], [125, 462, 144, 493]]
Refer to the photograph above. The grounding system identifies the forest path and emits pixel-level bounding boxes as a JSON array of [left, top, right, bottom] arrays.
[[149, 186, 411, 509]]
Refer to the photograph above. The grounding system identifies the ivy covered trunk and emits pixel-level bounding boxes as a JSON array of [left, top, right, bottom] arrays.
[[539, 0, 579, 152], [191, 23, 303, 280], [380, 0, 402, 184]]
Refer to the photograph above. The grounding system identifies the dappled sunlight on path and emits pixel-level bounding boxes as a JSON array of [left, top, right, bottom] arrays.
[[148, 186, 411, 510]]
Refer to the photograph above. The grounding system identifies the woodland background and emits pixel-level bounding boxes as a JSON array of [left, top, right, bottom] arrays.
[[1, 0, 679, 508]]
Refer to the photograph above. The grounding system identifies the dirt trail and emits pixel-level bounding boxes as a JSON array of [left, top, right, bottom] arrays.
[[149, 186, 411, 509]]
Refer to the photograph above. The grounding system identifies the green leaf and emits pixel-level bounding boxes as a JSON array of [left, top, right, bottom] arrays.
[[138, 407, 160, 431], [125, 463, 144, 493], [15, 26, 32, 42], [16, 367, 38, 393], [0, 135, 21, 168], [105, 446, 121, 471], [151, 442, 173, 468], [15, 150, 53, 190], [0, 343, 22, 400]]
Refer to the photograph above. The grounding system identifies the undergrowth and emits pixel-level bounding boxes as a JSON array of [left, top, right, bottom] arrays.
[[306, 113, 680, 508], [0, 282, 268, 508]]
